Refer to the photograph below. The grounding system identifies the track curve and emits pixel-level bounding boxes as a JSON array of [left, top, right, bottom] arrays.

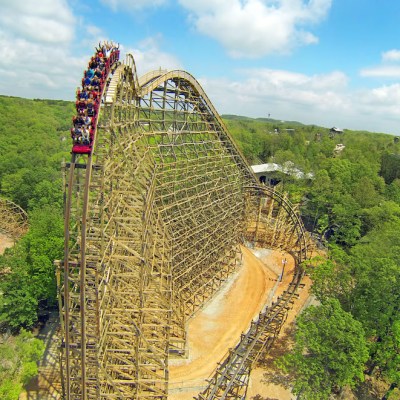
[[59, 45, 310, 399], [0, 198, 28, 239], [196, 185, 308, 399]]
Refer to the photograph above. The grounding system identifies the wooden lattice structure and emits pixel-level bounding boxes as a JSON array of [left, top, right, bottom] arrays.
[[197, 185, 309, 399], [0, 198, 28, 239], [59, 52, 310, 399]]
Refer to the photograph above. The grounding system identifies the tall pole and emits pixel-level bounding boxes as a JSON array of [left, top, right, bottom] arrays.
[[280, 257, 287, 282]]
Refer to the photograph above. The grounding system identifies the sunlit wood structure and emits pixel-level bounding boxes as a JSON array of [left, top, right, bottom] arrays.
[[197, 185, 308, 399], [0, 198, 28, 239], [58, 50, 310, 399]]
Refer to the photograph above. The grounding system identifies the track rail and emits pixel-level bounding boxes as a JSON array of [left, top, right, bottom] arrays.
[[61, 46, 122, 398]]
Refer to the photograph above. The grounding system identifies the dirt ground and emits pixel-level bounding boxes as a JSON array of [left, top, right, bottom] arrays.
[[0, 232, 14, 254], [169, 245, 312, 399]]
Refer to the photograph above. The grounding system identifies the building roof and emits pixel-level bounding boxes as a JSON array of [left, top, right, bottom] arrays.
[[251, 163, 314, 179]]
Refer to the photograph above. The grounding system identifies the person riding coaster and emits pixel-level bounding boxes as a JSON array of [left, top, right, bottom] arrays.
[[71, 41, 120, 154]]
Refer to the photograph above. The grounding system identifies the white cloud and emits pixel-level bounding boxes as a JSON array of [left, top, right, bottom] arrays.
[[360, 65, 400, 78], [360, 49, 400, 79], [0, 0, 180, 101], [199, 68, 400, 133], [0, 0, 92, 100], [100, 0, 167, 12], [124, 35, 182, 76], [382, 49, 400, 62], [200, 68, 349, 118], [0, 0, 75, 44], [86, 25, 104, 38], [178, 0, 332, 58]]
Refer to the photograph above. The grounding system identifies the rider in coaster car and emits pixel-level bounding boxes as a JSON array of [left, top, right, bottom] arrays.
[[83, 75, 92, 87], [87, 98, 96, 117], [89, 57, 98, 69], [94, 67, 104, 78], [76, 98, 86, 113], [91, 76, 101, 91], [82, 113, 92, 128], [73, 115, 85, 127], [82, 126, 90, 144], [86, 68, 95, 79], [78, 87, 89, 101], [72, 125, 83, 142]]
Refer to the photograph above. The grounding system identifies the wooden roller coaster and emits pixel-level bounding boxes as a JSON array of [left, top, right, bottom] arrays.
[[0, 198, 28, 239], [58, 44, 310, 399]]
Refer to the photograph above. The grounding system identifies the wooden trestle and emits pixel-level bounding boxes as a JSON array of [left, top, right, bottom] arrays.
[[0, 197, 28, 239], [196, 185, 308, 399], [58, 53, 310, 399]]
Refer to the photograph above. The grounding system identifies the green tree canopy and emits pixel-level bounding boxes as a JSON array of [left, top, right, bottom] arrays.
[[0, 329, 44, 399], [278, 299, 369, 400]]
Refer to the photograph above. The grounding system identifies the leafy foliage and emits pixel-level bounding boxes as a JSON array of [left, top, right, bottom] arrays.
[[0, 95, 71, 210], [278, 299, 369, 400], [0, 96, 69, 331], [0, 330, 44, 399], [223, 115, 400, 395], [381, 153, 400, 184], [304, 256, 353, 307]]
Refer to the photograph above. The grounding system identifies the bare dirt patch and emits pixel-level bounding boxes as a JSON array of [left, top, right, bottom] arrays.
[[0, 232, 14, 254], [168, 245, 306, 399]]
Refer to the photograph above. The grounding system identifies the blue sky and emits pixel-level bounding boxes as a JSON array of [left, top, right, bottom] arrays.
[[1, 0, 400, 134]]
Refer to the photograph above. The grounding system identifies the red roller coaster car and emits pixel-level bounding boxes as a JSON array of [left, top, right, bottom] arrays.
[[71, 43, 120, 154]]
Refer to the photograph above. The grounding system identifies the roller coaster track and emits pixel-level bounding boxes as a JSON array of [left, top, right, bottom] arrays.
[[0, 198, 28, 239], [59, 47, 310, 399], [196, 185, 308, 399]]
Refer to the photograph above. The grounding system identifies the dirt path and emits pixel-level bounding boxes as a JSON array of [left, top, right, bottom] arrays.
[[0, 232, 14, 254], [169, 246, 289, 399], [169, 246, 313, 400]]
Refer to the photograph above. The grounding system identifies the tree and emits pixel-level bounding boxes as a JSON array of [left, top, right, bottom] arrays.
[[330, 194, 361, 247], [352, 176, 382, 209], [304, 256, 353, 308], [374, 320, 400, 388], [347, 219, 400, 386], [0, 330, 44, 399], [385, 179, 400, 203], [0, 205, 64, 330], [361, 200, 400, 235], [381, 153, 400, 184], [0, 248, 38, 330], [22, 205, 64, 304], [278, 299, 369, 400]]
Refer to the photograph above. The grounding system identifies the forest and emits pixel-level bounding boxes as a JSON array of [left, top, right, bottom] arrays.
[[0, 96, 72, 398], [0, 95, 399, 399], [224, 115, 400, 399]]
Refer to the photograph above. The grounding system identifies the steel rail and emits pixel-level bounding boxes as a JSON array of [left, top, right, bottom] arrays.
[[62, 152, 76, 399]]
